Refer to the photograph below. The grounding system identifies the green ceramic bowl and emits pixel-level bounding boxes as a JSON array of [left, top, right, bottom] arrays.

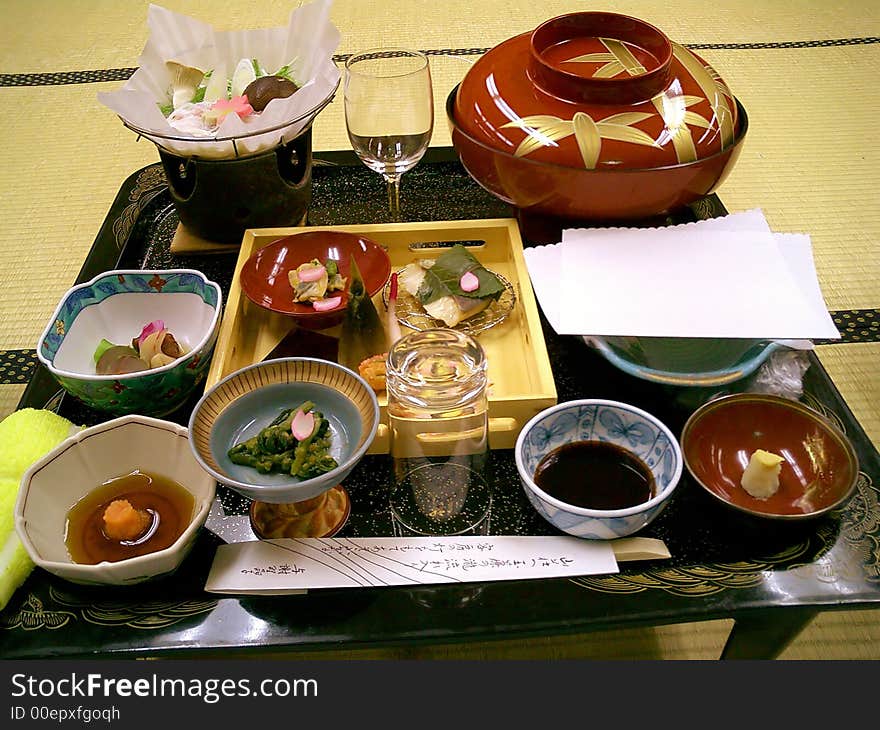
[[37, 270, 222, 416], [584, 336, 784, 387]]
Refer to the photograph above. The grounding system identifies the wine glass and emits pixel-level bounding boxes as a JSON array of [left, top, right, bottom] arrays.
[[344, 48, 434, 216]]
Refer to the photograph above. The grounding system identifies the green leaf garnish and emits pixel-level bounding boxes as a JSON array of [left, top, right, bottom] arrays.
[[415, 244, 505, 305], [190, 69, 213, 104], [93, 338, 116, 364], [274, 59, 301, 86], [337, 256, 387, 371]]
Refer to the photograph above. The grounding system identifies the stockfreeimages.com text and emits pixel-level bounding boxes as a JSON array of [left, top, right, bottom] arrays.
[[11, 673, 317, 705]]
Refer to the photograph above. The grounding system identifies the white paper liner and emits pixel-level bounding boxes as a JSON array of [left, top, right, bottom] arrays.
[[523, 209, 840, 341], [98, 1, 341, 159]]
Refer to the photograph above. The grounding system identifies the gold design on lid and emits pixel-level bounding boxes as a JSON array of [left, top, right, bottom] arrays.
[[502, 111, 658, 169], [565, 38, 647, 78], [652, 92, 711, 164], [671, 43, 735, 149]]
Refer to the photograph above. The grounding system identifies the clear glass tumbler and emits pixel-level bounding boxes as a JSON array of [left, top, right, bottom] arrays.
[[386, 328, 492, 536]]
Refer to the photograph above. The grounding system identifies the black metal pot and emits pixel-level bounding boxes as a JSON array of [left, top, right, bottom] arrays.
[[158, 128, 313, 244]]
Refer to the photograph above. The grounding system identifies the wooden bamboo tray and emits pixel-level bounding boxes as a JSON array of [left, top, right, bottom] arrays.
[[205, 218, 558, 454]]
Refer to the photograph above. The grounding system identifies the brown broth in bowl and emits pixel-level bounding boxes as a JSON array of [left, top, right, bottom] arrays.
[[65, 470, 194, 564], [534, 441, 655, 510]]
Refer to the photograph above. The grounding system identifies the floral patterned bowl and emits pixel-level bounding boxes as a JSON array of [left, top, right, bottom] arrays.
[[37, 269, 222, 417], [514, 399, 683, 539]]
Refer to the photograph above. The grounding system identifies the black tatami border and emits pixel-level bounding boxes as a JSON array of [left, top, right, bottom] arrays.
[[1, 37, 878, 88]]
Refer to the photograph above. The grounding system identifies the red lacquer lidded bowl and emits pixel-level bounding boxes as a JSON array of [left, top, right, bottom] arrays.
[[449, 12, 747, 231]]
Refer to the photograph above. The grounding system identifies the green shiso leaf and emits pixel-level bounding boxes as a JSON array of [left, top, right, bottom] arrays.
[[415, 244, 505, 305], [274, 59, 301, 86]]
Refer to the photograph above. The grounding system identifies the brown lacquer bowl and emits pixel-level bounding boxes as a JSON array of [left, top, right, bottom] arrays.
[[448, 12, 747, 227], [681, 394, 859, 521]]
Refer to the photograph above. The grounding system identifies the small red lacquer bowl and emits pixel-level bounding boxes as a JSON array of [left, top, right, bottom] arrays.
[[239, 230, 391, 330], [681, 394, 859, 521]]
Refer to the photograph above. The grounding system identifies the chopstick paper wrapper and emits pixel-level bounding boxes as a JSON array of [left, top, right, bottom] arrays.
[[203, 536, 670, 595]]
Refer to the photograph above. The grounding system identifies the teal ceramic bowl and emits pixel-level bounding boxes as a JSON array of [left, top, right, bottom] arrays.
[[188, 358, 380, 503], [583, 336, 785, 387], [37, 270, 222, 416]]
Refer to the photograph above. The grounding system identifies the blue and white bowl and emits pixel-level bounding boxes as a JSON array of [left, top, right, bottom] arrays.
[[515, 399, 683, 539], [37, 269, 222, 416]]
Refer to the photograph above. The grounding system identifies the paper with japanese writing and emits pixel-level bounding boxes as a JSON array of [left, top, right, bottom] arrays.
[[204, 536, 620, 594]]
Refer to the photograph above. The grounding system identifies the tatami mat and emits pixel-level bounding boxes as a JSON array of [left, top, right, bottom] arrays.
[[2, 49, 879, 350], [816, 343, 880, 448], [0, 385, 26, 423], [2, 1, 877, 74]]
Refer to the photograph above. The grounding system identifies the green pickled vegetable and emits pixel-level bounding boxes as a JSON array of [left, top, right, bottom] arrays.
[[227, 402, 338, 479]]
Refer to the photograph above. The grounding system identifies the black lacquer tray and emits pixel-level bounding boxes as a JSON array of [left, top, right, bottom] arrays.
[[4, 149, 879, 659]]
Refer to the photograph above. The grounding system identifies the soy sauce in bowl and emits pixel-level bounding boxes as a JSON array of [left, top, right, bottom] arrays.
[[534, 441, 655, 510]]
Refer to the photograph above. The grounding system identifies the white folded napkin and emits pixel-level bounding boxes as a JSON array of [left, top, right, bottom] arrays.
[[523, 209, 840, 341]]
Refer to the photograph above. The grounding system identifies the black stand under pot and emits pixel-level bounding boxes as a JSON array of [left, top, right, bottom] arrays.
[[157, 128, 313, 244]]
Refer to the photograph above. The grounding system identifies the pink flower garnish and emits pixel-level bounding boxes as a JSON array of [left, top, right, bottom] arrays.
[[312, 296, 342, 312], [460, 271, 480, 292], [210, 95, 254, 121], [297, 264, 326, 283], [291, 409, 315, 441], [137, 320, 164, 344]]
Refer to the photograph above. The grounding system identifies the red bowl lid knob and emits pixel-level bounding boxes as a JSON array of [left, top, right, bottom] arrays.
[[529, 13, 673, 106]]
